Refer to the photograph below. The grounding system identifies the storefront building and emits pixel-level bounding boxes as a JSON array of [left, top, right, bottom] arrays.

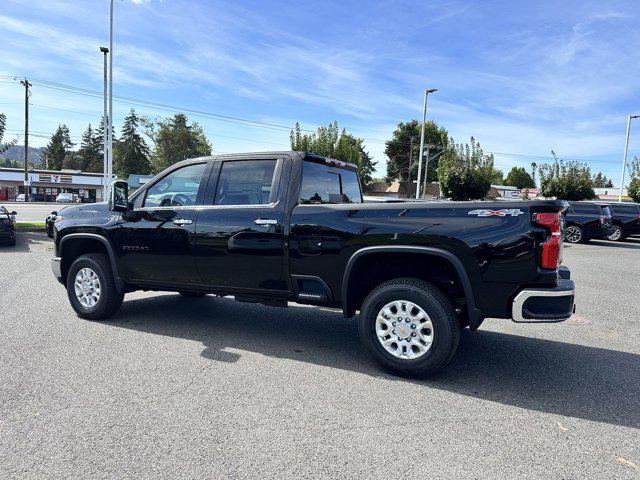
[[0, 167, 109, 202]]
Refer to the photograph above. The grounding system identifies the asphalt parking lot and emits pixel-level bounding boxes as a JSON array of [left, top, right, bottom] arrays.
[[1, 233, 639, 479]]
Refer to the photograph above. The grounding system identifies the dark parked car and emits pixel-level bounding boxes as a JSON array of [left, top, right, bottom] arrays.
[[563, 201, 613, 243], [602, 203, 640, 241], [45, 211, 60, 238], [51, 152, 575, 376], [0, 206, 17, 246]]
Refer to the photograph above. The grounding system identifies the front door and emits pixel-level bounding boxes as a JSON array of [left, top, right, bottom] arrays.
[[194, 157, 289, 292], [117, 161, 211, 285]]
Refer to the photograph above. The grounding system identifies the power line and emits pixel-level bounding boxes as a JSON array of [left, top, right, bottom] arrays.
[[3, 75, 632, 168]]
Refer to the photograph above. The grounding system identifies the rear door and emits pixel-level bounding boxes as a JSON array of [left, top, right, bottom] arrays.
[[117, 161, 212, 285], [194, 156, 290, 292]]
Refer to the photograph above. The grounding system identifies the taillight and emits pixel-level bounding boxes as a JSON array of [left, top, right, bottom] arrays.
[[533, 212, 561, 270]]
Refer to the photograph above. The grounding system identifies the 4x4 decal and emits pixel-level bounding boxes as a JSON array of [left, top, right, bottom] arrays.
[[468, 209, 524, 217]]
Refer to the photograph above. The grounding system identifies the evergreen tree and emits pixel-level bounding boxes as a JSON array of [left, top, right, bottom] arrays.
[[504, 166, 535, 189], [0, 113, 18, 157], [591, 172, 613, 188], [77, 124, 102, 172], [114, 109, 151, 178], [42, 125, 74, 170], [147, 113, 211, 173], [93, 116, 116, 166]]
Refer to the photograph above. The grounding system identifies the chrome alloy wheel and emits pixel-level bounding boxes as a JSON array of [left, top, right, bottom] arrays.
[[74, 267, 101, 309], [375, 300, 434, 360], [607, 225, 622, 241], [564, 226, 582, 243]]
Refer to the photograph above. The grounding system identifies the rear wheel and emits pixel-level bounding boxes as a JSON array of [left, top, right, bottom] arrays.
[[564, 225, 584, 244], [66, 254, 124, 320], [358, 278, 460, 377], [607, 225, 624, 242]]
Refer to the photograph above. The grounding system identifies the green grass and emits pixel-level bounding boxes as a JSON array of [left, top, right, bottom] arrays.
[[15, 221, 45, 230]]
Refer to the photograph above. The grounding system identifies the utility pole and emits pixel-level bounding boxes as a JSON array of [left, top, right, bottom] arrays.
[[421, 144, 431, 199], [100, 46, 109, 200], [406, 137, 414, 198], [107, 0, 114, 190], [416, 88, 438, 199], [20, 79, 31, 203], [619, 114, 639, 202]]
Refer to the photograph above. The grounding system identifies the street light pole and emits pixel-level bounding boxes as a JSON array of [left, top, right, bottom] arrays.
[[619, 114, 639, 202], [107, 0, 114, 189], [100, 46, 109, 200], [416, 88, 438, 199]]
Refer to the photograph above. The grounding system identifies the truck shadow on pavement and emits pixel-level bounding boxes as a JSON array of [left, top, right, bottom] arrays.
[[0, 231, 49, 253], [113, 295, 639, 430], [587, 237, 640, 249]]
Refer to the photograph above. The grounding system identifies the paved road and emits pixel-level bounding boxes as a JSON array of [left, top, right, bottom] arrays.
[[1, 234, 639, 479], [0, 202, 71, 222]]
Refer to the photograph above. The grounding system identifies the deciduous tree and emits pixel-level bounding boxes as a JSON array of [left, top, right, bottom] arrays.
[[384, 120, 448, 184], [290, 121, 376, 184], [145, 113, 211, 173], [437, 137, 497, 200], [538, 151, 595, 201]]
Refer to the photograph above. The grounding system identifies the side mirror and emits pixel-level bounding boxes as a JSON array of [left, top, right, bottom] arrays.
[[109, 180, 130, 212], [51, 211, 58, 215], [11, 211, 17, 215]]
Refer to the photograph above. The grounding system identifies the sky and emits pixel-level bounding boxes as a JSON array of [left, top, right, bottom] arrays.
[[1, 0, 639, 184]]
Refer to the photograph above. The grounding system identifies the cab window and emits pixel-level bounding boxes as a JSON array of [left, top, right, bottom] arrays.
[[143, 163, 206, 208], [299, 161, 362, 204], [214, 160, 277, 205]]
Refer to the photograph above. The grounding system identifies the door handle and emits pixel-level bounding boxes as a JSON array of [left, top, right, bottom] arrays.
[[173, 218, 193, 226], [254, 218, 278, 226]]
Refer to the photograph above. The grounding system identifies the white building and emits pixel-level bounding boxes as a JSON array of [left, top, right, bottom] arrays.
[[0, 167, 110, 202]]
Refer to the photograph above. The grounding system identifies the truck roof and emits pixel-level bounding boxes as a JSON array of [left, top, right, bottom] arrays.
[[191, 151, 359, 171]]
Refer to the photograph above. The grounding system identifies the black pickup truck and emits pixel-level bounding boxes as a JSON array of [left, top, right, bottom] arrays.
[[51, 152, 575, 375]]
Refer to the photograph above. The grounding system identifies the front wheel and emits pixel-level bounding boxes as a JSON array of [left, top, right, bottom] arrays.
[[358, 278, 460, 377], [66, 253, 124, 320], [606, 225, 624, 242], [564, 225, 584, 244]]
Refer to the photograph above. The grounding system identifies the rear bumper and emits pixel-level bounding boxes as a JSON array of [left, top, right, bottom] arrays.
[[51, 257, 63, 284], [512, 278, 575, 323]]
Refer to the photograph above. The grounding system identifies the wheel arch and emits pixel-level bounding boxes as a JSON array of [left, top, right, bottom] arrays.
[[341, 246, 482, 328], [58, 233, 125, 292]]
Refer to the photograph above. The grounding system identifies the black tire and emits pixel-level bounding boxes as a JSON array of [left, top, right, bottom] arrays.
[[564, 225, 584, 244], [358, 278, 460, 377], [606, 225, 624, 242], [66, 253, 124, 320], [179, 291, 207, 298]]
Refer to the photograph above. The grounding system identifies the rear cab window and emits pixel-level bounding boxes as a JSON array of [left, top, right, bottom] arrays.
[[214, 160, 278, 206], [299, 160, 362, 204], [570, 203, 600, 215], [610, 204, 639, 215]]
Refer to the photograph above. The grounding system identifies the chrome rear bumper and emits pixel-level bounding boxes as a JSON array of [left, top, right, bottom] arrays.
[[512, 278, 575, 323]]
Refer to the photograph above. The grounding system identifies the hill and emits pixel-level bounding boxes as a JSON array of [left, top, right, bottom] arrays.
[[0, 145, 44, 168]]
